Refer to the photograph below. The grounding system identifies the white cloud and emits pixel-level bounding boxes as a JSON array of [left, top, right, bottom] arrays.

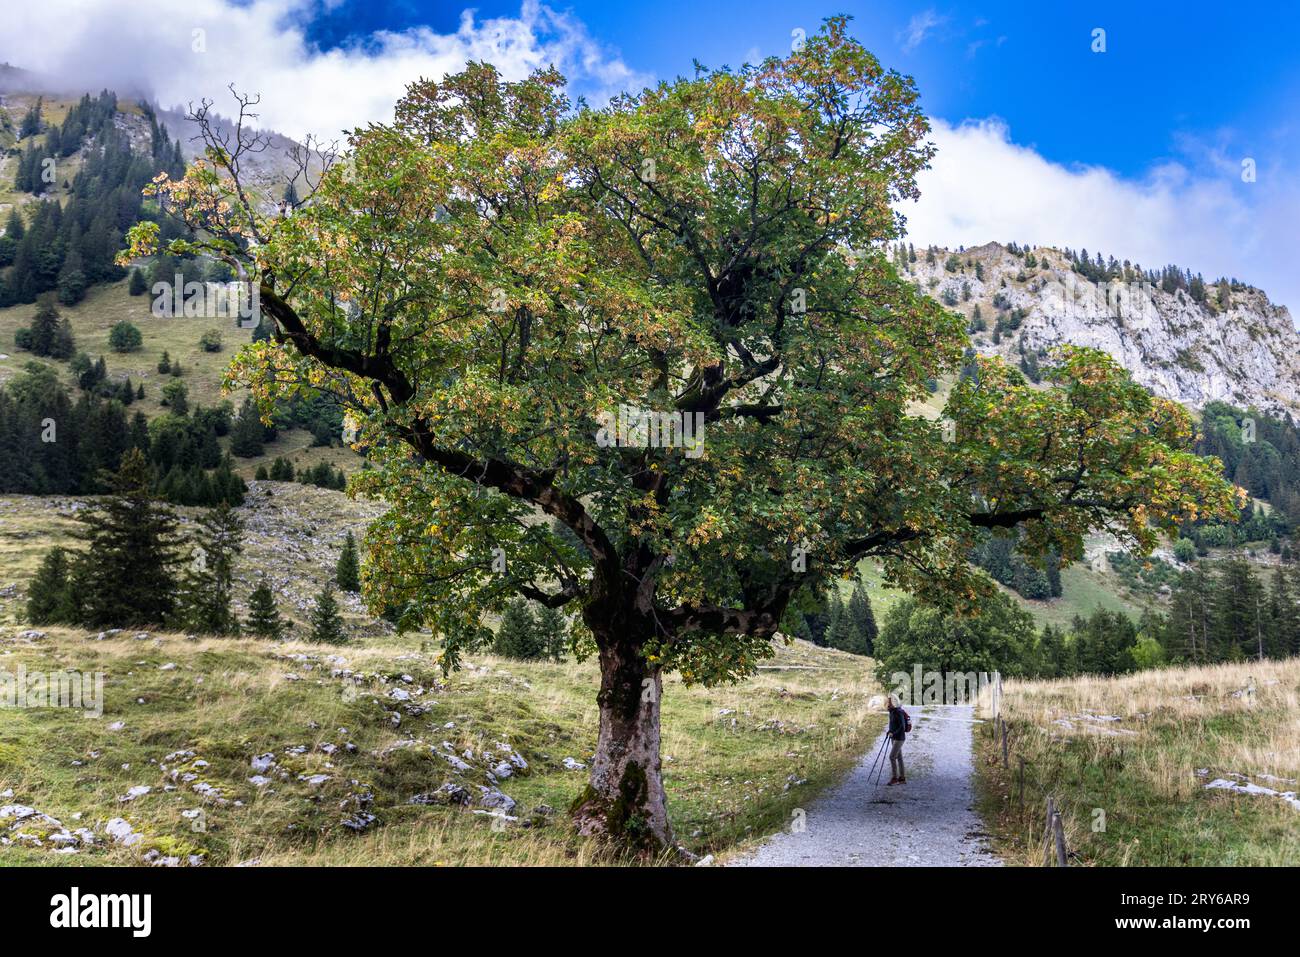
[[0, 0, 650, 140], [898, 10, 947, 53], [901, 118, 1300, 316]]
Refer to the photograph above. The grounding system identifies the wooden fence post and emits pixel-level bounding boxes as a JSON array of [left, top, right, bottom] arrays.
[[1053, 811, 1069, 867], [1043, 797, 1055, 867]]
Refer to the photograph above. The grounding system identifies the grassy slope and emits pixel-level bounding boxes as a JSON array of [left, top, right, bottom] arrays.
[[0, 481, 884, 866], [0, 93, 85, 212], [0, 629, 881, 866], [973, 659, 1300, 866], [0, 280, 354, 480]]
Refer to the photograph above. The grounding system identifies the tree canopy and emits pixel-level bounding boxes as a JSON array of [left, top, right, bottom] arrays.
[[123, 18, 1239, 851]]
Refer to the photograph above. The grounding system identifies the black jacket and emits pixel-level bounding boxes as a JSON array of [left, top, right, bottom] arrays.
[[888, 706, 907, 741]]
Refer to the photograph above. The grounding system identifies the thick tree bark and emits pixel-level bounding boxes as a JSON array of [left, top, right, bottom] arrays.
[[570, 626, 672, 853]]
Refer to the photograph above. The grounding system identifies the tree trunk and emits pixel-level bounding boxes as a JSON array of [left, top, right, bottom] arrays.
[[570, 630, 673, 854]]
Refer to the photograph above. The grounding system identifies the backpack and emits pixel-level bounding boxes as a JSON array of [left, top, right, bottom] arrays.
[[898, 707, 912, 734]]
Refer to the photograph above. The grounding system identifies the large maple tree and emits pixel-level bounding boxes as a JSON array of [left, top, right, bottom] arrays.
[[125, 19, 1237, 852]]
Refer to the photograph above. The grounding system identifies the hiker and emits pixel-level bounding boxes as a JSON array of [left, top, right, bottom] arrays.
[[887, 693, 907, 785]]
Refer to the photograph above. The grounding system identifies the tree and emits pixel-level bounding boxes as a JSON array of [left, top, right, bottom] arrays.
[[157, 351, 171, 374], [71, 448, 180, 627], [27, 547, 76, 624], [129, 268, 149, 296], [336, 531, 361, 591], [536, 604, 570, 662], [20, 298, 74, 358], [229, 398, 265, 457], [176, 502, 244, 635], [493, 596, 543, 659], [161, 379, 188, 415], [269, 456, 295, 481], [308, 582, 347, 644], [845, 579, 878, 655], [245, 580, 286, 639], [874, 589, 1039, 690], [131, 22, 1239, 852], [18, 98, 42, 138], [109, 320, 143, 353]]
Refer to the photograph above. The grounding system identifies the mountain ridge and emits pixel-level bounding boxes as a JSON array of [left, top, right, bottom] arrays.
[[902, 240, 1300, 417]]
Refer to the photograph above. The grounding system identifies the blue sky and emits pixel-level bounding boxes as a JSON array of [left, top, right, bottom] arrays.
[[296, 0, 1300, 179], [6, 0, 1297, 309]]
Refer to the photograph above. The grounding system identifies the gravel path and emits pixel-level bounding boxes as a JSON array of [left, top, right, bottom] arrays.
[[727, 705, 1002, 867]]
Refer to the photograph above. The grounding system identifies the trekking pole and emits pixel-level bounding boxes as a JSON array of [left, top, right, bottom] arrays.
[[864, 731, 889, 785], [870, 733, 891, 787]]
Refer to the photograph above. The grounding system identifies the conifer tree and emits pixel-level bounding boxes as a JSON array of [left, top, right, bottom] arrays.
[[845, 579, 878, 655], [824, 589, 847, 649], [535, 604, 569, 662], [176, 502, 244, 635], [229, 397, 265, 457], [26, 546, 76, 624], [72, 447, 179, 627], [493, 596, 542, 659], [245, 580, 286, 639], [308, 582, 347, 644], [336, 530, 361, 591], [18, 98, 42, 138]]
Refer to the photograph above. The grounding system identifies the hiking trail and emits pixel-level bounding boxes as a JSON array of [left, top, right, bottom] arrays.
[[726, 704, 1003, 867]]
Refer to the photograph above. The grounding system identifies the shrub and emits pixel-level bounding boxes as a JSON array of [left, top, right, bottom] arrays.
[[109, 321, 143, 353]]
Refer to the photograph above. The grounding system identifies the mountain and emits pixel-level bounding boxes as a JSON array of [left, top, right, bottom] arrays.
[[902, 241, 1300, 417]]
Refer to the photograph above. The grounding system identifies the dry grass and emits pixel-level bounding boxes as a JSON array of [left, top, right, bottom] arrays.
[[974, 658, 1300, 866], [0, 626, 881, 866]]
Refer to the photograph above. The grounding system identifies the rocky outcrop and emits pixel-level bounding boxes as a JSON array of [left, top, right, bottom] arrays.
[[907, 242, 1300, 416]]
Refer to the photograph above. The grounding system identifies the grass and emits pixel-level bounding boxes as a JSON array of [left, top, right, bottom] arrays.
[[1016, 563, 1147, 631], [0, 483, 385, 635], [0, 280, 356, 479], [852, 555, 1147, 632], [0, 629, 881, 866], [0, 279, 249, 413], [0, 482, 884, 866], [973, 658, 1300, 866]]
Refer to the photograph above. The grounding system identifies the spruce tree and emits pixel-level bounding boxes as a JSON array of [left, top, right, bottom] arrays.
[[336, 531, 361, 591], [128, 267, 148, 296], [535, 604, 569, 662], [493, 597, 542, 659], [25, 298, 65, 357], [229, 398, 265, 457], [245, 580, 286, 639], [269, 457, 294, 481], [26, 546, 76, 624], [176, 502, 244, 635], [72, 448, 180, 627], [845, 579, 878, 655], [824, 589, 847, 649], [18, 98, 42, 138], [308, 582, 347, 644]]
